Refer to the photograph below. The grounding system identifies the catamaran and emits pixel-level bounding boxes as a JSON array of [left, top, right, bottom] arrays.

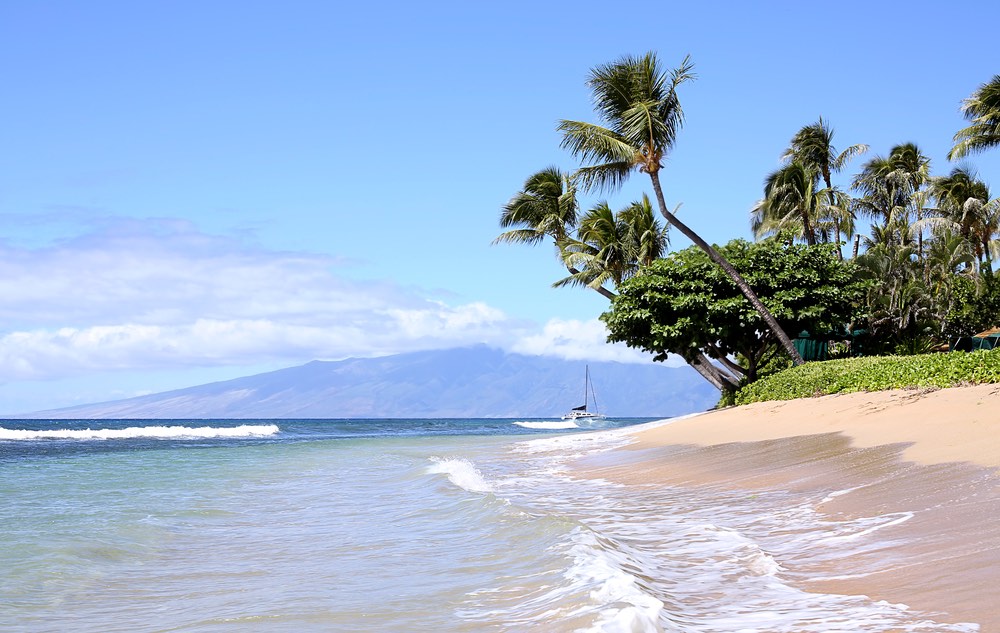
[[561, 365, 605, 420]]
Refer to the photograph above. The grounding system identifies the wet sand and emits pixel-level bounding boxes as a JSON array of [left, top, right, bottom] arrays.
[[577, 384, 1000, 630]]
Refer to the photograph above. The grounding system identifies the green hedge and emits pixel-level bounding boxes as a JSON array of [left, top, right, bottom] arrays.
[[735, 349, 1000, 405]]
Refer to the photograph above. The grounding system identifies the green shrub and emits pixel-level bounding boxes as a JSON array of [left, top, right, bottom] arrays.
[[735, 349, 1000, 404]]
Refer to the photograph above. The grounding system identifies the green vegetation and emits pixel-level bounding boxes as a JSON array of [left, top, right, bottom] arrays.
[[558, 52, 804, 365], [602, 239, 864, 395], [496, 51, 1000, 399], [736, 350, 1000, 404]]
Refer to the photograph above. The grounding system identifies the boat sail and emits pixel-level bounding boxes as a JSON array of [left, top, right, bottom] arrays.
[[561, 365, 605, 420]]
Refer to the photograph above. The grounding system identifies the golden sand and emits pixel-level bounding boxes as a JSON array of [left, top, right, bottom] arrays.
[[577, 384, 1000, 630], [631, 383, 1000, 469]]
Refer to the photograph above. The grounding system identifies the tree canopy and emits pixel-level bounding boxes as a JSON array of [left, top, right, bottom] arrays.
[[602, 239, 865, 386]]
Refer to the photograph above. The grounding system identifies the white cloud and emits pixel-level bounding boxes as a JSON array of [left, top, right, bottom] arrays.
[[510, 317, 687, 367], [0, 219, 528, 381], [0, 218, 677, 384]]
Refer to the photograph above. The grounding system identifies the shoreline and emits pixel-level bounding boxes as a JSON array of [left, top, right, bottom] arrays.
[[575, 384, 1000, 629]]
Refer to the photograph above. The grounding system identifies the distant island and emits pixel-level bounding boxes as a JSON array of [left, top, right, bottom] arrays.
[[10, 345, 717, 419]]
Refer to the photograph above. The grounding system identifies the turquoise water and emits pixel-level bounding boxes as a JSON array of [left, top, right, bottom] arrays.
[[0, 418, 980, 632]]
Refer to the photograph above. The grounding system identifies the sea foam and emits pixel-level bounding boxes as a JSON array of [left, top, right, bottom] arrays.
[[513, 420, 579, 430], [0, 424, 280, 441], [427, 457, 494, 494]]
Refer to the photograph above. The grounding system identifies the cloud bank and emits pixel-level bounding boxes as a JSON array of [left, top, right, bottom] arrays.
[[0, 218, 655, 382]]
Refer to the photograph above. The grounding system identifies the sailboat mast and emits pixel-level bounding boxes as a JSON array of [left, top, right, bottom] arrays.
[[583, 365, 589, 412], [589, 366, 599, 416]]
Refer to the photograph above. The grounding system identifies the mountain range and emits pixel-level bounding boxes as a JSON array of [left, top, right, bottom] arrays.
[[17, 345, 719, 419]]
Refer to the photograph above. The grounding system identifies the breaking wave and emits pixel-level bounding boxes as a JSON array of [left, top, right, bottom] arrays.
[[0, 424, 280, 441], [513, 420, 580, 430]]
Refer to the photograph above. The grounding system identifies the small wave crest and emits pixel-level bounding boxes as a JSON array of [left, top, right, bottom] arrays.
[[514, 420, 579, 430], [0, 424, 280, 441], [565, 528, 664, 632], [427, 457, 493, 494]]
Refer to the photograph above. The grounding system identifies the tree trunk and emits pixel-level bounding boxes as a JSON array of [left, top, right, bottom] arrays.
[[572, 267, 738, 394], [569, 266, 617, 301], [648, 173, 805, 366], [690, 351, 740, 394], [823, 171, 844, 261], [801, 206, 816, 246]]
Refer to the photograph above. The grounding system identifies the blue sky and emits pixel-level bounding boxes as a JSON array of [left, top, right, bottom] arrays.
[[1, 1, 998, 413]]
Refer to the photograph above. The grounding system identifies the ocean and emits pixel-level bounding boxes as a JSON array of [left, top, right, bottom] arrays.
[[0, 418, 980, 632]]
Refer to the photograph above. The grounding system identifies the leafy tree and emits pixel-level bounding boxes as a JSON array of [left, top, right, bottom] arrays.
[[949, 75, 1000, 160], [602, 239, 864, 395], [945, 270, 1000, 338], [558, 52, 805, 365]]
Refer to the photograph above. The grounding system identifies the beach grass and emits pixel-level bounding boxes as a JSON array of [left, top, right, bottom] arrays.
[[736, 349, 1000, 404]]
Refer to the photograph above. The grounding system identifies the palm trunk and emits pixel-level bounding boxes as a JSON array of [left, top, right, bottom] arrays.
[[801, 208, 816, 246], [570, 266, 617, 301], [690, 351, 740, 394], [824, 171, 844, 261], [649, 173, 805, 366]]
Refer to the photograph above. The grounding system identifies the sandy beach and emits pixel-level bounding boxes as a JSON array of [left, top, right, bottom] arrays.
[[578, 383, 1000, 630]]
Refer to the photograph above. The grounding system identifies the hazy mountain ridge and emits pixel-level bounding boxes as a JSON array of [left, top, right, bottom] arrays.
[[15, 346, 718, 419]]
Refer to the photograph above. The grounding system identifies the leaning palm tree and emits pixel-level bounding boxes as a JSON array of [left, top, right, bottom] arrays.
[[497, 171, 739, 391], [558, 52, 804, 365], [948, 75, 1000, 160], [495, 167, 613, 302], [558, 194, 669, 290], [495, 167, 578, 246], [558, 201, 631, 290], [781, 118, 867, 258]]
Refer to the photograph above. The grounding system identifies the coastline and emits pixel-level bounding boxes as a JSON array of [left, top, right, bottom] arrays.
[[574, 384, 1000, 630]]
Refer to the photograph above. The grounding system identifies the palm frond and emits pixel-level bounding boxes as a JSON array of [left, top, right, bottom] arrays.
[[492, 228, 545, 246]]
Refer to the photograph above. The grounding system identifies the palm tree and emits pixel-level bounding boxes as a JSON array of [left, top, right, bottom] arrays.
[[852, 143, 932, 258], [497, 170, 739, 392], [781, 118, 867, 258], [558, 52, 804, 365], [924, 229, 976, 333], [495, 167, 578, 246], [753, 162, 822, 245], [751, 169, 853, 247], [949, 75, 1000, 160], [557, 194, 668, 290], [931, 167, 1000, 268], [495, 167, 613, 301], [856, 242, 928, 348]]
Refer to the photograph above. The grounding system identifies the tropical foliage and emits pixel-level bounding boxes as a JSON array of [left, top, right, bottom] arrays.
[[754, 118, 867, 257], [754, 116, 1000, 357], [558, 52, 804, 365], [601, 240, 864, 393], [496, 53, 1000, 397], [736, 350, 1000, 404], [949, 75, 1000, 160], [495, 167, 667, 302]]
